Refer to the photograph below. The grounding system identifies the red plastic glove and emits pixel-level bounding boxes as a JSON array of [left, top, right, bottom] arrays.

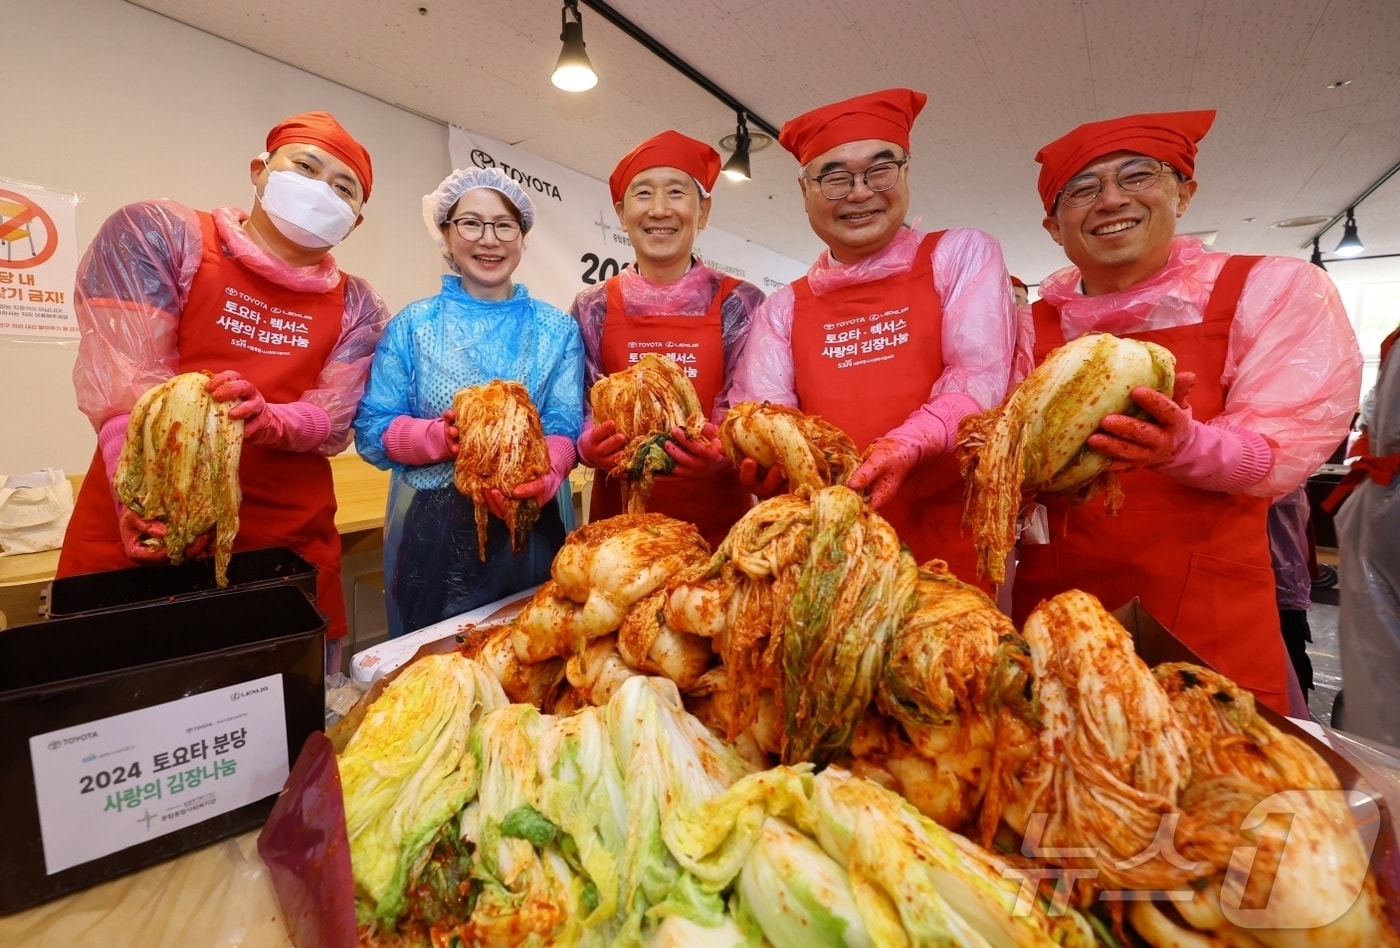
[[511, 436, 577, 506], [1088, 371, 1196, 470], [663, 423, 731, 478], [737, 457, 788, 500], [117, 509, 211, 564], [578, 418, 626, 471], [482, 489, 509, 519], [848, 438, 919, 509], [207, 370, 267, 425]]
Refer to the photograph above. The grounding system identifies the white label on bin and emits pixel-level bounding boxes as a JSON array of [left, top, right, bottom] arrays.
[[28, 674, 288, 875]]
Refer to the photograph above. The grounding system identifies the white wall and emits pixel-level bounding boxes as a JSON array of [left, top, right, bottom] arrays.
[[1325, 257, 1400, 400], [2, 0, 449, 476]]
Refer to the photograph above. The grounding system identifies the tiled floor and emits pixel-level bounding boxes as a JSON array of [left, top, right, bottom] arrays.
[[1305, 599, 1342, 725], [1304, 548, 1342, 725]]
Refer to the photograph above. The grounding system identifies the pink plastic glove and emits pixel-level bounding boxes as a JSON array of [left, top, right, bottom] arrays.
[[1089, 371, 1196, 469], [737, 457, 788, 500], [441, 408, 462, 456], [99, 412, 132, 499], [512, 435, 578, 506], [241, 402, 332, 451], [384, 411, 459, 466], [577, 418, 626, 471], [663, 423, 731, 478], [848, 438, 920, 509], [117, 509, 211, 564], [1150, 423, 1273, 493]]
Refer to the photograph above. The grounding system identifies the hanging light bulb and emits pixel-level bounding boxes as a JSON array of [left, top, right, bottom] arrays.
[[721, 113, 752, 182], [1309, 237, 1327, 270], [1333, 207, 1365, 258], [552, 0, 597, 92]]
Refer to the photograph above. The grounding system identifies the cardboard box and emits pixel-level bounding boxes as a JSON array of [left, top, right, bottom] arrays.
[[46, 546, 318, 619], [0, 584, 326, 915]]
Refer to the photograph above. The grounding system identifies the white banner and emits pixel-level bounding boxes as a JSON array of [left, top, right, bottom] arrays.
[[29, 674, 289, 874], [447, 125, 806, 312], [0, 178, 79, 338]]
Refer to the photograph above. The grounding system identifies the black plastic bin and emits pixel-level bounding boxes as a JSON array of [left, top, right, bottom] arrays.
[[46, 546, 318, 619], [0, 584, 326, 914]]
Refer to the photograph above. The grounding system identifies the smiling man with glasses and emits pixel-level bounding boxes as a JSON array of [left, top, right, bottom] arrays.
[[1013, 109, 1362, 717], [732, 88, 1018, 590]]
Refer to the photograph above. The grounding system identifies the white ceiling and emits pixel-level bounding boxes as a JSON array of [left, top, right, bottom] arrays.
[[129, 0, 1400, 287]]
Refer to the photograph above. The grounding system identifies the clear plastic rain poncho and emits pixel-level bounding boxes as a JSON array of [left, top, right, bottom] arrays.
[[71, 199, 387, 453], [1033, 236, 1363, 497], [1336, 338, 1400, 746], [731, 226, 1018, 438]]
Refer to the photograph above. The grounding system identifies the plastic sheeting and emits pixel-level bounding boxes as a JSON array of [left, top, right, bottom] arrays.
[[380, 479, 563, 638], [1336, 341, 1400, 747], [1269, 483, 1313, 611], [70, 201, 387, 455]]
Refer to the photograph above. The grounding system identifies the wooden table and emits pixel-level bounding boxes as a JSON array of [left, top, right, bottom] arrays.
[[0, 830, 294, 947], [0, 454, 390, 629]]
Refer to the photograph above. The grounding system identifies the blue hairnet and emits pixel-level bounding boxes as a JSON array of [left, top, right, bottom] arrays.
[[422, 168, 537, 272]]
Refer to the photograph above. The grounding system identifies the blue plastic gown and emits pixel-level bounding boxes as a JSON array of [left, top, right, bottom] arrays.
[[354, 276, 584, 636]]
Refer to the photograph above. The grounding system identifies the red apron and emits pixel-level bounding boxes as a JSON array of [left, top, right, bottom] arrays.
[[1012, 256, 1290, 714], [59, 212, 350, 639], [589, 274, 753, 549], [789, 232, 986, 589]]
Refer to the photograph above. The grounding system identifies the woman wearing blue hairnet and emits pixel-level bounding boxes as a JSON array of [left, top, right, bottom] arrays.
[[354, 169, 584, 637]]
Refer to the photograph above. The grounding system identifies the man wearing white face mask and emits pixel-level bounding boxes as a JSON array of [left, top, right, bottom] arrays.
[[59, 111, 389, 661]]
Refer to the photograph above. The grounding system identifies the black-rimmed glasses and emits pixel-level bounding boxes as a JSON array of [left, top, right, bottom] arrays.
[[805, 158, 908, 200], [448, 217, 522, 242]]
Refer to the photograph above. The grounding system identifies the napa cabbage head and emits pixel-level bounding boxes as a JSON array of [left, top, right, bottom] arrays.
[[339, 654, 506, 921]]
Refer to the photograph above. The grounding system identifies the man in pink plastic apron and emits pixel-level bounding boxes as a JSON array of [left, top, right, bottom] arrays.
[[731, 88, 1018, 591], [58, 111, 390, 667], [1016, 110, 1362, 715], [573, 131, 767, 548]]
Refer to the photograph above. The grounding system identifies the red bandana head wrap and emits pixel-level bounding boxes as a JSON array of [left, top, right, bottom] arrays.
[[266, 111, 374, 202], [778, 88, 927, 166], [1035, 109, 1216, 214], [609, 130, 721, 204]]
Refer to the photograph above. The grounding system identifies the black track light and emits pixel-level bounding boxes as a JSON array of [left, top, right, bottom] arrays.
[[552, 0, 597, 92], [721, 114, 752, 182], [1333, 208, 1365, 257]]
